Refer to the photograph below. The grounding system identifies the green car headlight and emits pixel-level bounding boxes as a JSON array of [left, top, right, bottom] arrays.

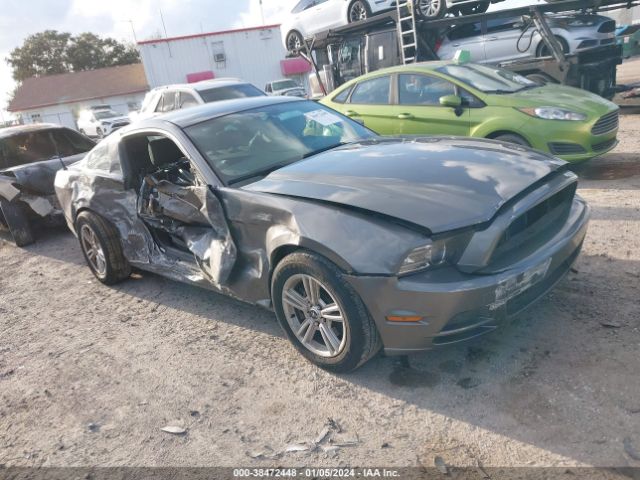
[[519, 107, 587, 121], [398, 234, 472, 276]]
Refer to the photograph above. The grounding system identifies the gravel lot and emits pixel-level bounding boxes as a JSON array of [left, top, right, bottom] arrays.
[[1, 116, 639, 470]]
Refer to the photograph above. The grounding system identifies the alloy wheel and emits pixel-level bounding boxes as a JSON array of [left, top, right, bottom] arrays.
[[287, 32, 302, 52], [80, 224, 107, 276], [349, 1, 368, 22], [281, 274, 347, 358], [416, 0, 442, 18]]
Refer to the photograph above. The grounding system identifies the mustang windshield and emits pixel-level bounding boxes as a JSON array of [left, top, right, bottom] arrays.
[[185, 101, 375, 184], [437, 64, 539, 94]]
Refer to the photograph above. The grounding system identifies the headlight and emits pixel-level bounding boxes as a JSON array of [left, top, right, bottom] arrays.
[[398, 234, 471, 276], [519, 107, 587, 121]]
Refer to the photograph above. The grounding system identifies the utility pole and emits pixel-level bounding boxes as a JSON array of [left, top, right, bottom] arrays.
[[259, 0, 265, 25], [128, 20, 138, 43], [159, 8, 173, 57]]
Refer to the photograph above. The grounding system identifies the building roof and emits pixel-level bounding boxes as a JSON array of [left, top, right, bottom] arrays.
[[137, 24, 280, 46], [8, 63, 149, 112]]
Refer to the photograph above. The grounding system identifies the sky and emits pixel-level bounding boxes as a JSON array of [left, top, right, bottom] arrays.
[[0, 0, 540, 120]]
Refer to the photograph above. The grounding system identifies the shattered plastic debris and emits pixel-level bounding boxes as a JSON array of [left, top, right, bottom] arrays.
[[284, 443, 312, 453], [245, 420, 356, 460], [160, 426, 187, 435], [600, 321, 622, 329]]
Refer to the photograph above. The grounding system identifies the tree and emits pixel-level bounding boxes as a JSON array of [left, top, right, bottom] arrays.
[[7, 30, 141, 82]]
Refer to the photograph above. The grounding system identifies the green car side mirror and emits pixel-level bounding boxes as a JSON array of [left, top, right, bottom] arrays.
[[440, 95, 462, 108]]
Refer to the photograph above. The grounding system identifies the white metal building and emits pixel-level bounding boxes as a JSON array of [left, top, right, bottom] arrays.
[[137, 25, 311, 92], [8, 64, 149, 130]]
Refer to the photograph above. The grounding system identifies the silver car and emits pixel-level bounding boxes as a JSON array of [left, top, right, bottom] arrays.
[[438, 14, 616, 64]]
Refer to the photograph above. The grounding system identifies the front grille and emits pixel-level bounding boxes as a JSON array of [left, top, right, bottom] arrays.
[[598, 21, 616, 34], [549, 142, 587, 156], [490, 184, 577, 268], [591, 110, 619, 135], [593, 138, 617, 152]]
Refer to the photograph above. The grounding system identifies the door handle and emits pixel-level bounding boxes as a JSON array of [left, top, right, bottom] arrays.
[[345, 110, 359, 117], [397, 113, 414, 120], [487, 36, 499, 41]]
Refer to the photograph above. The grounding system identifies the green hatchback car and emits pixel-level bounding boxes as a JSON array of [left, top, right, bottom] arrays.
[[321, 62, 619, 162]]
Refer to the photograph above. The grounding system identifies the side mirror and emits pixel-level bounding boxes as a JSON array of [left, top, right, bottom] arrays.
[[440, 95, 462, 108]]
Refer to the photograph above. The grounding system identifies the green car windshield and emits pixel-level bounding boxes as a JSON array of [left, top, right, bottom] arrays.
[[437, 64, 539, 94], [185, 101, 375, 185]]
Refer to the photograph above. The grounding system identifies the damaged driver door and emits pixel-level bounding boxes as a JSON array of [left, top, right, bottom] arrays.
[[124, 134, 236, 287]]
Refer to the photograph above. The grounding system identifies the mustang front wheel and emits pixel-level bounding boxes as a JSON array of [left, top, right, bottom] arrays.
[[272, 251, 381, 372]]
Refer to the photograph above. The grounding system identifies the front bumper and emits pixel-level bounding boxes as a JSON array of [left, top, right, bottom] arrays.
[[346, 197, 590, 355], [524, 116, 619, 163]]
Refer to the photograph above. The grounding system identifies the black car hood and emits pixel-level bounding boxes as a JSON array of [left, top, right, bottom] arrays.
[[1, 153, 85, 195], [245, 137, 566, 234]]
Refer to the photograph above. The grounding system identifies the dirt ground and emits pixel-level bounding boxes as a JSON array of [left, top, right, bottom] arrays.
[[1, 116, 639, 471]]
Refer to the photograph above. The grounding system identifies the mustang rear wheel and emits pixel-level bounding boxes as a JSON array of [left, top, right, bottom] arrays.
[[76, 211, 131, 285], [272, 251, 381, 372]]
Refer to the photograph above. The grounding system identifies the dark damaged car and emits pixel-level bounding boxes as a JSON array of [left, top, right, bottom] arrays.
[[54, 97, 590, 372], [0, 124, 95, 246]]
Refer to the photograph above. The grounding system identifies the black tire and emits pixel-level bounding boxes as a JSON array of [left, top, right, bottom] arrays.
[[79, 129, 86, 135], [271, 251, 382, 372], [414, 0, 447, 20], [96, 127, 104, 139], [348, 0, 371, 23], [493, 133, 531, 147], [459, 1, 489, 15], [75, 211, 131, 285], [536, 36, 569, 58], [286, 30, 304, 53], [0, 199, 35, 247]]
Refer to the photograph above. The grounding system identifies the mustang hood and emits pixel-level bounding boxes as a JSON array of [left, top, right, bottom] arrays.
[[245, 138, 566, 233]]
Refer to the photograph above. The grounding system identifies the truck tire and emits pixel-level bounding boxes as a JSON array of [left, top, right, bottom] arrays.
[[0, 199, 35, 247]]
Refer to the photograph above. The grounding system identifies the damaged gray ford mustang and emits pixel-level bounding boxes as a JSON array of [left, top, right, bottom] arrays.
[[55, 96, 590, 372], [1, 124, 95, 246]]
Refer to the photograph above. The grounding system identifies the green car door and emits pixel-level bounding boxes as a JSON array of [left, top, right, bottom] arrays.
[[337, 74, 398, 133], [392, 73, 471, 136]]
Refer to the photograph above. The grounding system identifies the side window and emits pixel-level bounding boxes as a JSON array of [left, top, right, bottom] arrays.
[[51, 129, 95, 157], [83, 142, 111, 171], [332, 85, 353, 104], [398, 74, 456, 106], [349, 76, 391, 105], [179, 92, 199, 109], [459, 88, 484, 108], [486, 17, 522, 35], [156, 91, 177, 113], [291, 0, 310, 14], [1, 131, 57, 167], [448, 22, 482, 41]]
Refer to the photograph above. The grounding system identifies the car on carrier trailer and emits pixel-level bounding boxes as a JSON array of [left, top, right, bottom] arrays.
[[321, 61, 620, 162]]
